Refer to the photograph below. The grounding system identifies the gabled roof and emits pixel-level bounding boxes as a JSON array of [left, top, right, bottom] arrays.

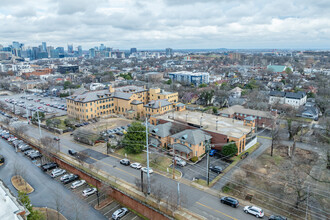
[[171, 129, 211, 145], [285, 91, 306, 99], [149, 122, 172, 137], [113, 91, 133, 100], [172, 143, 192, 154], [67, 89, 111, 102], [144, 99, 172, 109], [131, 100, 143, 105], [269, 90, 286, 97]]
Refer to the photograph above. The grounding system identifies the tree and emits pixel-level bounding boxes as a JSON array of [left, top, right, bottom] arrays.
[[32, 111, 45, 122], [2, 117, 11, 126], [18, 191, 45, 220], [285, 67, 293, 74], [14, 125, 27, 137], [77, 151, 89, 167], [123, 122, 146, 154], [221, 142, 238, 157], [165, 79, 172, 85]]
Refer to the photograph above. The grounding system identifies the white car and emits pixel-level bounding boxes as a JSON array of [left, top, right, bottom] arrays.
[[173, 157, 187, 167], [112, 208, 128, 220], [51, 168, 66, 178], [141, 167, 153, 174], [243, 206, 264, 218], [130, 162, 142, 169], [82, 187, 97, 196], [71, 180, 86, 189], [60, 174, 71, 181]]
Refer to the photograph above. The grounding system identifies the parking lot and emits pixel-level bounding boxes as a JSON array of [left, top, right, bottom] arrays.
[[173, 153, 230, 182], [0, 93, 67, 118], [0, 126, 143, 220]]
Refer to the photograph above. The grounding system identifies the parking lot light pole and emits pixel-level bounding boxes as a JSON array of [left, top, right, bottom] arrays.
[[145, 117, 150, 195], [206, 142, 211, 186], [37, 110, 42, 137], [96, 190, 100, 207]]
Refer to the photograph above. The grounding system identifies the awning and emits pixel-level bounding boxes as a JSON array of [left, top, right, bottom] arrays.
[[149, 137, 160, 147], [171, 143, 192, 154]]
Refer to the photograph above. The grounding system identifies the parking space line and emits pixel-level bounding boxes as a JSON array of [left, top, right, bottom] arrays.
[[104, 204, 120, 215], [131, 216, 138, 220], [121, 212, 134, 220]]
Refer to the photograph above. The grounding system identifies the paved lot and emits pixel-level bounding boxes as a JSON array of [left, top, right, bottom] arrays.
[[0, 132, 143, 220], [0, 93, 67, 118]]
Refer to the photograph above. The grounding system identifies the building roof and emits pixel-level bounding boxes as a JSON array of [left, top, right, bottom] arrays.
[[155, 110, 252, 139], [113, 91, 133, 100], [171, 129, 211, 145], [67, 90, 111, 102], [172, 143, 192, 154], [285, 91, 306, 99], [269, 90, 286, 97], [131, 100, 143, 105], [149, 122, 173, 138], [115, 85, 147, 93], [230, 87, 243, 93], [218, 105, 272, 118], [144, 99, 172, 109], [267, 65, 287, 73]]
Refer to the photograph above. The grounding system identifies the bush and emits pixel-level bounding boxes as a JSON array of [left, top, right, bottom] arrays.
[[190, 156, 198, 163], [221, 142, 238, 157]]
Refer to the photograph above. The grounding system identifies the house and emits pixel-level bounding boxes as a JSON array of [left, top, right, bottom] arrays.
[[301, 106, 318, 121], [149, 122, 173, 149], [269, 91, 306, 108], [169, 129, 212, 159], [229, 87, 242, 98]]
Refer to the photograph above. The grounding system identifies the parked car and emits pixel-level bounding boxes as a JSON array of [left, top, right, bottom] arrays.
[[71, 180, 86, 189], [41, 162, 58, 171], [241, 152, 249, 159], [24, 150, 39, 156], [209, 149, 218, 156], [112, 208, 128, 220], [220, 196, 239, 208], [269, 215, 287, 220], [20, 145, 32, 152], [68, 149, 77, 156], [29, 152, 42, 160], [243, 206, 264, 218], [173, 157, 186, 167], [60, 174, 72, 181], [53, 137, 60, 141], [63, 174, 79, 184], [51, 168, 66, 178], [82, 188, 97, 196], [116, 132, 124, 136], [120, 158, 130, 166], [141, 167, 153, 174], [209, 166, 223, 174], [130, 162, 142, 169]]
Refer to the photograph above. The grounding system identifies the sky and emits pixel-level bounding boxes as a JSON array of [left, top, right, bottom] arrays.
[[1, 0, 330, 50]]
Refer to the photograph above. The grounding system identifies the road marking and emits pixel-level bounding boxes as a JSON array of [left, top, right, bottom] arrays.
[[196, 202, 238, 220], [131, 216, 138, 220], [104, 204, 120, 215]]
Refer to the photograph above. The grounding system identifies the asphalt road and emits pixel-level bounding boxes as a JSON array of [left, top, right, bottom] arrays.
[[6, 119, 260, 220], [0, 138, 106, 220]]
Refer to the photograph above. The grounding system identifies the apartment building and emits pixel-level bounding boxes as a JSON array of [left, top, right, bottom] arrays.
[[269, 91, 307, 108], [66, 85, 181, 120], [169, 71, 209, 86]]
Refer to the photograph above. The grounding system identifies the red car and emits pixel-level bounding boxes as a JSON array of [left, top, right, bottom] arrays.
[[46, 104, 50, 106]]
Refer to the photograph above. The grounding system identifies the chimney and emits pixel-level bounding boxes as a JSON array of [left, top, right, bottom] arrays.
[[109, 84, 115, 93]]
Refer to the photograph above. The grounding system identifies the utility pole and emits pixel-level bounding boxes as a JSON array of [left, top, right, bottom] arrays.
[[24, 90, 29, 124], [172, 145, 176, 179], [305, 185, 310, 220], [177, 182, 180, 207], [206, 142, 210, 186], [141, 170, 144, 193], [145, 117, 150, 195], [37, 110, 42, 137]]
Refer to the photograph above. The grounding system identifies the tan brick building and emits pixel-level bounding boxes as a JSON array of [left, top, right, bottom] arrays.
[[66, 85, 182, 121]]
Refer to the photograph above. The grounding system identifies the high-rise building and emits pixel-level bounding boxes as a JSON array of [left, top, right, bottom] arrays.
[[89, 48, 95, 58], [100, 44, 105, 51], [77, 45, 83, 56], [12, 41, 20, 49], [67, 44, 73, 53], [42, 42, 47, 52], [130, 48, 137, 54], [166, 48, 173, 56], [56, 47, 65, 54]]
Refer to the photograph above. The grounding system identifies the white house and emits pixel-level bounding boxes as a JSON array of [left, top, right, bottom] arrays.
[[269, 91, 306, 108]]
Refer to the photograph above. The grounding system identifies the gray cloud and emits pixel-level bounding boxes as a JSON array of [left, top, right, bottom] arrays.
[[0, 0, 329, 49]]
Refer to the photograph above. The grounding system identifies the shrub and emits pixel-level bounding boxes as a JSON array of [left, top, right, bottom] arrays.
[[190, 156, 198, 163], [221, 142, 238, 157]]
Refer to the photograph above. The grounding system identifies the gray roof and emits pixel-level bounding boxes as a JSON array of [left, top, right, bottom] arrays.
[[171, 129, 212, 145], [218, 105, 272, 118], [149, 122, 172, 137], [176, 103, 185, 107], [67, 89, 111, 102], [131, 100, 143, 105], [285, 91, 306, 99], [172, 143, 192, 154], [113, 91, 133, 100], [144, 99, 172, 109], [269, 90, 285, 97], [115, 85, 147, 93], [150, 137, 160, 146]]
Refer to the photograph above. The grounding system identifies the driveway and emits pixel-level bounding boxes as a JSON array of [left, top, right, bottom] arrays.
[[0, 139, 106, 220]]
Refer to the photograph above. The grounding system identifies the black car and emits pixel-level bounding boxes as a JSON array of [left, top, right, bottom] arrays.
[[63, 174, 79, 184], [220, 196, 239, 208], [120, 159, 130, 166], [29, 152, 42, 160], [41, 162, 58, 171], [209, 166, 223, 174], [269, 215, 287, 220], [68, 149, 77, 156], [116, 132, 124, 136]]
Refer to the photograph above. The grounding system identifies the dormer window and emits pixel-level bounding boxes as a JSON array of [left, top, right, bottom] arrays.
[[152, 128, 158, 133], [181, 134, 188, 140]]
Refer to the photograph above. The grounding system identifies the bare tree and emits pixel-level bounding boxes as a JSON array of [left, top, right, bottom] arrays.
[[153, 183, 165, 208], [70, 196, 87, 220], [76, 151, 89, 167], [52, 188, 65, 220], [2, 117, 11, 126], [14, 125, 27, 137]]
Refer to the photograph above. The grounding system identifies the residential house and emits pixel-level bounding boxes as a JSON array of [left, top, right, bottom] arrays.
[[269, 91, 307, 108]]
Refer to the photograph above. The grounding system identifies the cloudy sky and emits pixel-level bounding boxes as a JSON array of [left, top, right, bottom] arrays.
[[1, 0, 330, 50]]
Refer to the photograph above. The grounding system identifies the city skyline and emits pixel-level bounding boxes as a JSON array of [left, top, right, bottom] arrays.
[[1, 0, 330, 49]]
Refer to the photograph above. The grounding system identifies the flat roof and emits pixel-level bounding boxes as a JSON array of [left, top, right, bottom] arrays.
[[155, 110, 252, 139]]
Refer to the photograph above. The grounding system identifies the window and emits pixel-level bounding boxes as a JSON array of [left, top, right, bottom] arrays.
[[181, 141, 185, 144], [189, 144, 191, 147]]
